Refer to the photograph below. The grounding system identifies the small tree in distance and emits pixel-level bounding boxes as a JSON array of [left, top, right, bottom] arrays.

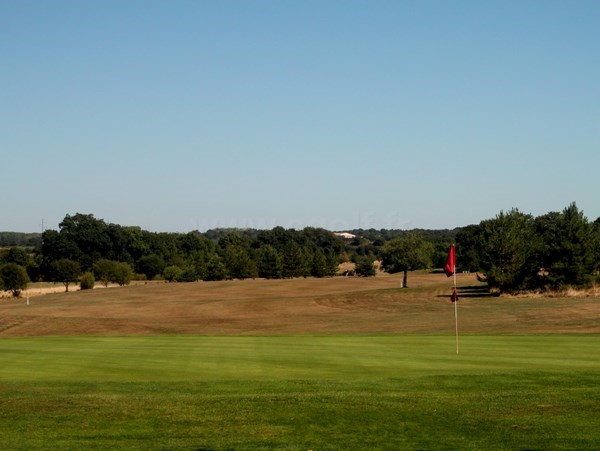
[[380, 231, 433, 288], [51, 259, 81, 292], [0, 263, 30, 297], [163, 265, 182, 282], [112, 262, 134, 286], [355, 256, 377, 277], [93, 259, 117, 288]]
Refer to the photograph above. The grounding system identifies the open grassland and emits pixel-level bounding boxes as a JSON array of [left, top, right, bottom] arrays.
[[0, 273, 598, 449], [1, 272, 598, 336]]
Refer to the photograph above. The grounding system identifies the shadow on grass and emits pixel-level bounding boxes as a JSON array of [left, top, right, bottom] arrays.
[[437, 285, 499, 299]]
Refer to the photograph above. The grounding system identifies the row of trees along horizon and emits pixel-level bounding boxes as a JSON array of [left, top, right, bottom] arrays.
[[1, 203, 599, 296]]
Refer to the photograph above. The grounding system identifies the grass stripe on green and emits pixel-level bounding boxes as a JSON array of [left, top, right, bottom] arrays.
[[0, 335, 598, 449]]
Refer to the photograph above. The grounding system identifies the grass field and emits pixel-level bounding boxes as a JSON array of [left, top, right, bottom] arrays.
[[0, 273, 598, 449]]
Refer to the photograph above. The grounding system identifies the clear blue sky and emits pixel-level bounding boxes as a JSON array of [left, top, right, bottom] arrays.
[[2, 0, 599, 233]]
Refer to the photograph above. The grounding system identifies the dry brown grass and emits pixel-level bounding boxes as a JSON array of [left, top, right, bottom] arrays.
[[0, 272, 598, 337]]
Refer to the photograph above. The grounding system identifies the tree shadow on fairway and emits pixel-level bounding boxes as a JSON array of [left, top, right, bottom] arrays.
[[437, 285, 499, 299]]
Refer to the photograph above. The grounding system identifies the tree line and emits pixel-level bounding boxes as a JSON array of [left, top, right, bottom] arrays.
[[455, 203, 600, 292], [1, 213, 348, 294], [1, 203, 599, 295]]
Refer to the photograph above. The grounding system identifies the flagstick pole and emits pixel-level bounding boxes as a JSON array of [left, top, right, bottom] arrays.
[[454, 264, 459, 355]]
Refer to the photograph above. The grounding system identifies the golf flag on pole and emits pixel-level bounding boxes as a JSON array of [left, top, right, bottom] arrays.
[[442, 244, 460, 354], [444, 244, 456, 277]]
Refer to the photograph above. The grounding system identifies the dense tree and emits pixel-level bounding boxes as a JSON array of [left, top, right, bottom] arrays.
[[1, 247, 31, 267], [0, 263, 30, 296], [282, 241, 305, 278], [58, 213, 112, 270], [0, 232, 41, 248], [136, 254, 166, 280], [91, 259, 133, 287], [93, 259, 118, 287], [24, 207, 597, 292], [354, 256, 376, 277], [51, 259, 81, 292], [179, 231, 216, 255], [476, 209, 540, 293], [176, 266, 199, 282], [255, 245, 283, 279], [455, 224, 484, 272], [40, 229, 81, 273], [222, 244, 258, 280], [536, 203, 596, 288], [205, 254, 227, 281], [380, 231, 433, 288], [188, 252, 210, 281], [112, 262, 134, 286], [593, 220, 600, 275], [311, 248, 330, 278]]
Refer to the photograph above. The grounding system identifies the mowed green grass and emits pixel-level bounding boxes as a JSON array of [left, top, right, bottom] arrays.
[[0, 335, 598, 450]]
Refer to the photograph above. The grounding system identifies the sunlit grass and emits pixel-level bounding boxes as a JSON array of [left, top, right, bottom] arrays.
[[0, 335, 598, 449]]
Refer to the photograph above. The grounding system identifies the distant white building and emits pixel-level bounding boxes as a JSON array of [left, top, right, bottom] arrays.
[[334, 232, 356, 240]]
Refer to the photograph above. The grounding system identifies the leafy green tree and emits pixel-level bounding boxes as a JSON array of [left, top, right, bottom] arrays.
[[255, 245, 283, 279], [381, 231, 433, 288], [282, 241, 305, 278], [164, 265, 183, 282], [93, 259, 118, 287], [205, 254, 227, 281], [455, 224, 484, 272], [301, 227, 345, 256], [476, 209, 539, 293], [176, 266, 198, 282], [325, 250, 340, 276], [222, 244, 258, 280], [0, 263, 30, 297], [355, 256, 376, 277], [537, 203, 596, 288], [593, 219, 600, 276], [311, 248, 330, 278], [0, 232, 41, 247], [178, 231, 216, 256], [136, 254, 166, 280], [40, 229, 80, 278], [1, 247, 31, 267], [188, 252, 210, 281], [58, 213, 112, 270], [112, 262, 134, 286], [51, 259, 81, 292]]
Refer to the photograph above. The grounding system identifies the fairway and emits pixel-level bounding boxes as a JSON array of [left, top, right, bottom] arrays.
[[2, 273, 598, 336], [0, 335, 598, 449], [1, 273, 599, 449]]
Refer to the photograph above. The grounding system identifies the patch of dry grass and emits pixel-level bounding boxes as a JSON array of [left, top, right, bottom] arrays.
[[0, 272, 598, 337]]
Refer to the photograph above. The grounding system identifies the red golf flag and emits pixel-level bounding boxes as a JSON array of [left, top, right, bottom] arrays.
[[451, 289, 459, 303], [444, 244, 456, 277]]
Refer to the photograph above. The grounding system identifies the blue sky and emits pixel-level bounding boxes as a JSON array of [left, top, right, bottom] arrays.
[[2, 0, 599, 232]]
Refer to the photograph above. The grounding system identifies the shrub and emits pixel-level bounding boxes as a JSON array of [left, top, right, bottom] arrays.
[[164, 265, 182, 282], [176, 267, 198, 282], [355, 257, 377, 277], [80, 272, 95, 290]]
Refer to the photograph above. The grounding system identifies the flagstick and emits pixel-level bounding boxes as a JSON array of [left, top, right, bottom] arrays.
[[453, 265, 459, 355]]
